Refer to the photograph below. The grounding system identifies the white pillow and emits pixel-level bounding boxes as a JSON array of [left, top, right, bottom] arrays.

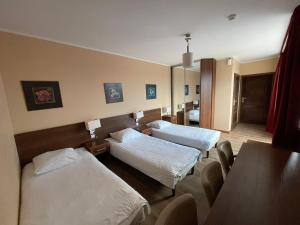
[[147, 120, 172, 129], [110, 128, 142, 143], [33, 148, 79, 175]]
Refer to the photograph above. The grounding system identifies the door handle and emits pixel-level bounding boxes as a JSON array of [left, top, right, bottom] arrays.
[[242, 97, 247, 103]]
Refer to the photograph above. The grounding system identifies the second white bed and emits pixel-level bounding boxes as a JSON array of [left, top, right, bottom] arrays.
[[106, 130, 201, 190], [149, 122, 221, 154]]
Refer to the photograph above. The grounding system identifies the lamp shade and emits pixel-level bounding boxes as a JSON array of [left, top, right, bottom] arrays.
[[162, 106, 171, 113], [182, 52, 193, 68], [85, 119, 101, 131], [133, 111, 144, 119], [193, 100, 199, 105]]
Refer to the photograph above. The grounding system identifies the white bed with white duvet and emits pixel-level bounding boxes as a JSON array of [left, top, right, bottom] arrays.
[[20, 148, 149, 225], [106, 128, 201, 191], [188, 109, 200, 122], [148, 120, 221, 157]]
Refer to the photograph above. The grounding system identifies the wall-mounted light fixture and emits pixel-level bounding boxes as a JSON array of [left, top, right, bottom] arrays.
[[85, 119, 101, 139], [133, 111, 144, 125]]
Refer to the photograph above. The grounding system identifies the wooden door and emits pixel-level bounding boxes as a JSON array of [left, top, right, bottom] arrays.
[[231, 74, 240, 129], [240, 73, 273, 124]]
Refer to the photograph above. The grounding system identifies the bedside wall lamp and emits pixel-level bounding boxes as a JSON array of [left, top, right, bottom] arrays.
[[162, 106, 171, 115], [133, 111, 144, 125], [85, 119, 101, 139]]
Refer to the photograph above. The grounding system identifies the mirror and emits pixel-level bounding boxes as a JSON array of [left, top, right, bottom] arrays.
[[171, 66, 200, 127]]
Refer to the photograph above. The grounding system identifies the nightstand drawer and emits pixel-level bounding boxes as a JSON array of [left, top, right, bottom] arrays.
[[91, 146, 109, 155], [142, 128, 152, 136], [85, 140, 110, 156]]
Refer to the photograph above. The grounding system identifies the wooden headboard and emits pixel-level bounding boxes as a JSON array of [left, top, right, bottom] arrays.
[[185, 101, 194, 112], [15, 108, 161, 167]]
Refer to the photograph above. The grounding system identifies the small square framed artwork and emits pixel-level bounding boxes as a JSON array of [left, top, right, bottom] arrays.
[[21, 81, 63, 111], [196, 85, 200, 94], [104, 83, 124, 104], [185, 85, 189, 96], [146, 84, 157, 100]]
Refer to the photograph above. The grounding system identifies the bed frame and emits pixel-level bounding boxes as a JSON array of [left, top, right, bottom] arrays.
[[15, 107, 195, 196], [15, 108, 162, 167]]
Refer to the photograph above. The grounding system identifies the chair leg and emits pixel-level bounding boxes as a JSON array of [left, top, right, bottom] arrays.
[[172, 188, 176, 197], [191, 166, 195, 175]]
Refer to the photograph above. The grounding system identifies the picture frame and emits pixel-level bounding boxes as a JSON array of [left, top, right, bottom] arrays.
[[196, 85, 200, 94], [146, 84, 157, 100], [104, 83, 124, 104], [185, 85, 189, 96], [21, 81, 63, 111]]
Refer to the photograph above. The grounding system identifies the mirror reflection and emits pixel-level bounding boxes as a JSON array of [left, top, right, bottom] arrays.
[[172, 66, 200, 127]]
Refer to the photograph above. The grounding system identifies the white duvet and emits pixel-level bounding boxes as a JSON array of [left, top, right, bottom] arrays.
[[20, 148, 149, 225], [188, 109, 200, 122], [151, 123, 221, 152], [106, 134, 201, 189]]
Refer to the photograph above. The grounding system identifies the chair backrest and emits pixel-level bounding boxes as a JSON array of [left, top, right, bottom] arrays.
[[201, 161, 224, 207], [155, 194, 198, 225], [217, 140, 234, 175]]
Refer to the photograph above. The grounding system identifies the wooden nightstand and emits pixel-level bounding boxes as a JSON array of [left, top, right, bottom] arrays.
[[162, 115, 177, 124], [85, 139, 110, 156], [135, 124, 152, 136]]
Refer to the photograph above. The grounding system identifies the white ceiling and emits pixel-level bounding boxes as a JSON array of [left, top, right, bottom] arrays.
[[0, 0, 298, 65]]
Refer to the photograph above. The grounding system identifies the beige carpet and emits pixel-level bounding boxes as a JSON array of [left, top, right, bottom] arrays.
[[106, 123, 272, 225]]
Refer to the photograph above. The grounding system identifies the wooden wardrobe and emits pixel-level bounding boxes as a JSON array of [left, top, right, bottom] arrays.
[[200, 58, 216, 128]]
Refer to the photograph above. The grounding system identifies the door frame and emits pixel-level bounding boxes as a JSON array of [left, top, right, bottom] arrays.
[[231, 73, 241, 130], [239, 72, 274, 124]]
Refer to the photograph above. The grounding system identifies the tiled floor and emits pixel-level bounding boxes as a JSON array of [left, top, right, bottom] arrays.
[[107, 123, 272, 225]]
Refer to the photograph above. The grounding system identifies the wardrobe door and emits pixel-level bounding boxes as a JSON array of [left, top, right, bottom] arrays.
[[200, 58, 216, 128]]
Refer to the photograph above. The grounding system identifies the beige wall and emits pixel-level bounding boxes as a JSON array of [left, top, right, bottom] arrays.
[[0, 32, 171, 133], [240, 58, 278, 75], [0, 73, 20, 225], [214, 59, 235, 131]]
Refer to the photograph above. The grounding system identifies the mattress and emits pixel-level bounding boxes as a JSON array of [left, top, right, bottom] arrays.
[[152, 123, 221, 152], [20, 148, 150, 225], [188, 109, 200, 122], [106, 135, 201, 189]]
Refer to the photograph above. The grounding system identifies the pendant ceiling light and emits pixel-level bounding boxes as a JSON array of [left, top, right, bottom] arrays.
[[182, 33, 193, 68]]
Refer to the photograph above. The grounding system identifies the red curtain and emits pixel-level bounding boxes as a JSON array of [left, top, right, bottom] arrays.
[[267, 5, 300, 148]]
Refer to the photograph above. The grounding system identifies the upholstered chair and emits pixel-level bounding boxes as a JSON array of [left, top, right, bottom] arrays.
[[216, 140, 236, 175], [155, 193, 198, 225], [201, 161, 224, 207]]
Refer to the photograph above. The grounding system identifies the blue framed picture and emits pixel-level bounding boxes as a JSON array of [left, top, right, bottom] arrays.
[[185, 85, 189, 96], [104, 83, 124, 104], [146, 84, 157, 100]]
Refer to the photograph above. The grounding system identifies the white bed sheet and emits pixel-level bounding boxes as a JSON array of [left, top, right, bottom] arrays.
[[20, 148, 149, 225], [152, 123, 221, 152], [188, 109, 200, 122], [106, 134, 201, 189]]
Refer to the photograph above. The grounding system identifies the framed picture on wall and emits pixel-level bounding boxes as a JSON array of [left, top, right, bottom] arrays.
[[146, 84, 157, 100], [104, 83, 124, 104], [21, 81, 63, 111], [196, 85, 200, 94], [185, 85, 189, 96]]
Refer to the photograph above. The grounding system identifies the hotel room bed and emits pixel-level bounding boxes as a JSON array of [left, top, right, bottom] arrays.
[[20, 148, 149, 225], [188, 109, 200, 122], [148, 121, 221, 156], [106, 129, 201, 190]]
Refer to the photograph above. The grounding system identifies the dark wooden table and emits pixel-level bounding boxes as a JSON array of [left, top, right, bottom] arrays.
[[204, 141, 300, 225]]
